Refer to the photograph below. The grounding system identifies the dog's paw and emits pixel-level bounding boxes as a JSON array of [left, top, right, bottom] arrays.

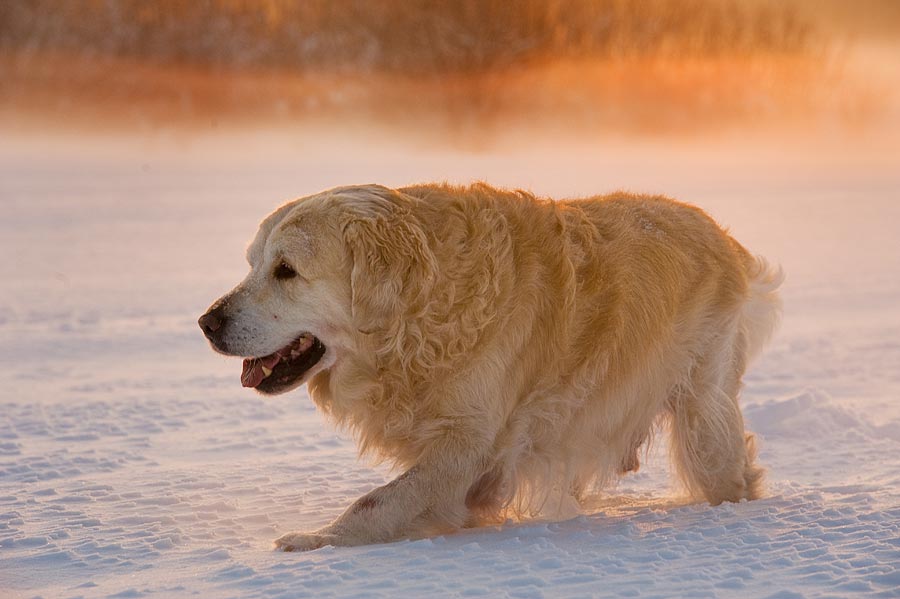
[[274, 531, 336, 552]]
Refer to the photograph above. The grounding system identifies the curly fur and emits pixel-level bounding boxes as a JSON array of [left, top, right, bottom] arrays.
[[200, 182, 782, 550]]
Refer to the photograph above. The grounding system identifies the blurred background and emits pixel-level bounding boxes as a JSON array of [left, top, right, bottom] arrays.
[[2, 9, 900, 596], [1, 0, 898, 335], [1, 0, 898, 142]]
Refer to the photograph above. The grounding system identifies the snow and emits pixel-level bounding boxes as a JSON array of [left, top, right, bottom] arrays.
[[1, 129, 899, 598]]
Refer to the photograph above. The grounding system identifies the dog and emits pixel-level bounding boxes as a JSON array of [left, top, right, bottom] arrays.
[[199, 183, 782, 551]]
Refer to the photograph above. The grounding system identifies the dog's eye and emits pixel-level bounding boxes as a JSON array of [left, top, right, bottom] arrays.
[[274, 261, 297, 280]]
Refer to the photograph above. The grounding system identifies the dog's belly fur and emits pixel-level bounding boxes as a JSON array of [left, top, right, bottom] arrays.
[[307, 184, 782, 525]]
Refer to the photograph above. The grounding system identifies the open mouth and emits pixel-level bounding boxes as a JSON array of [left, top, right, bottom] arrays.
[[240, 333, 326, 394]]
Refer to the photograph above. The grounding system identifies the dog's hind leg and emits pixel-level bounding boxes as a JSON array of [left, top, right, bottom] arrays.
[[668, 322, 764, 505]]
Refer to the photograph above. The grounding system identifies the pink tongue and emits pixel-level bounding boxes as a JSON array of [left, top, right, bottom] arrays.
[[240, 354, 281, 388]]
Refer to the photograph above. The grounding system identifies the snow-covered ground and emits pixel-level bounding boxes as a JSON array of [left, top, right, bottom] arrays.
[[2, 130, 899, 598]]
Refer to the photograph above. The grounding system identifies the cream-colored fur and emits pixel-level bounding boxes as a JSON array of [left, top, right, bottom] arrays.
[[201, 183, 782, 551]]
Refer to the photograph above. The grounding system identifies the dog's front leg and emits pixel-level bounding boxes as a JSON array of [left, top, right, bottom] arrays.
[[275, 430, 486, 551]]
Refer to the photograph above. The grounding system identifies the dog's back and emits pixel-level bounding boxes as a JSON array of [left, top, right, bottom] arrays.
[[401, 184, 781, 513]]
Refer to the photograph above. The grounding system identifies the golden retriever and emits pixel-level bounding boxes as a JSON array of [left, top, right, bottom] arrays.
[[198, 183, 782, 551]]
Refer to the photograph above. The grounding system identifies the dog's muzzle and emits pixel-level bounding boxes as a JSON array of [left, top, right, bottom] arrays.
[[199, 303, 229, 352]]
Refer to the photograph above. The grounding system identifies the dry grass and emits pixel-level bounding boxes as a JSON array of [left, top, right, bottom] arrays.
[[1, 0, 819, 73], [0, 0, 892, 139]]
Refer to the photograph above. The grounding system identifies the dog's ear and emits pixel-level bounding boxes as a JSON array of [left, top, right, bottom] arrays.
[[340, 188, 437, 334]]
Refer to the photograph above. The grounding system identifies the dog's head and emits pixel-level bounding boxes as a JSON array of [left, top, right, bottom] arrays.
[[198, 185, 436, 395]]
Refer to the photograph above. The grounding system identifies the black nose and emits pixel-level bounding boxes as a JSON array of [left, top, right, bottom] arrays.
[[199, 305, 228, 345]]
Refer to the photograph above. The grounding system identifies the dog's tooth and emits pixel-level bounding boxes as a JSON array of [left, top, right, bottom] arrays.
[[261, 366, 273, 377]]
